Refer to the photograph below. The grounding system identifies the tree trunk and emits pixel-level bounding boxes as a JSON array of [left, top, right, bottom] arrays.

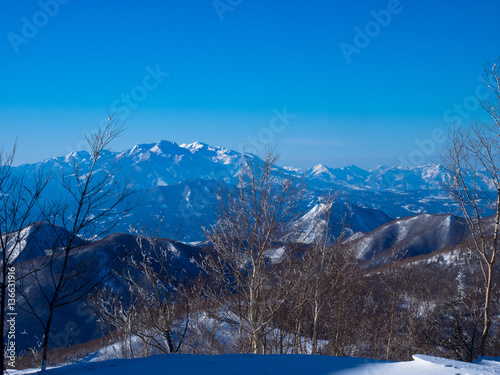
[[386, 277, 398, 361], [311, 300, 320, 355], [295, 320, 302, 354], [248, 273, 264, 354], [332, 302, 344, 356], [41, 312, 54, 371], [251, 329, 264, 354], [479, 263, 493, 357], [165, 330, 174, 353], [386, 301, 396, 360]]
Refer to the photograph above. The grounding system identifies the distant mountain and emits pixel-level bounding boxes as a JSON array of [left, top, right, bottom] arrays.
[[2, 222, 86, 263], [10, 213, 487, 350], [345, 213, 471, 267], [14, 227, 204, 349], [9, 141, 500, 357], [11, 140, 495, 241]]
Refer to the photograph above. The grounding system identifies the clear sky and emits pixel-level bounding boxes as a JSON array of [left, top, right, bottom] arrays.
[[0, 0, 498, 169]]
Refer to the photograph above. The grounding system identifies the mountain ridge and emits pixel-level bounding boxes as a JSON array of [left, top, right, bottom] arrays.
[[10, 139, 494, 241]]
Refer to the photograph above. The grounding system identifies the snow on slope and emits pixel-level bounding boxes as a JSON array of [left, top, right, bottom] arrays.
[[10, 353, 500, 375], [11, 139, 497, 240], [348, 213, 470, 264], [3, 225, 32, 262]]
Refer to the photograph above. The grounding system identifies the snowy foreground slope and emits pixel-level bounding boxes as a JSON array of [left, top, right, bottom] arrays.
[[10, 354, 500, 375]]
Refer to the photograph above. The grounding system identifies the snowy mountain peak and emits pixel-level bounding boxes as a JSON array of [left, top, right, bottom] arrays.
[[145, 140, 181, 157], [283, 166, 304, 173], [179, 141, 208, 152], [311, 164, 330, 175], [342, 164, 368, 174], [421, 164, 444, 180], [152, 140, 179, 152], [119, 142, 154, 158], [13, 138, 481, 243], [179, 141, 240, 164]]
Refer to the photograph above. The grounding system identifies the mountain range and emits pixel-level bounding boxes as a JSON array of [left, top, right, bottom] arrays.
[[13, 139, 492, 241], [7, 140, 498, 355]]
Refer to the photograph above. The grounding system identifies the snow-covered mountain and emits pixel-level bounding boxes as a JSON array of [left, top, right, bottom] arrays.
[[344, 213, 471, 266], [13, 226, 204, 350], [11, 140, 493, 241]]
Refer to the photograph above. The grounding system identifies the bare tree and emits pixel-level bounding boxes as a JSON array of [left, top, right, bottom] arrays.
[[440, 58, 500, 357], [18, 116, 136, 370], [91, 218, 192, 357], [323, 245, 361, 357], [0, 144, 50, 373], [296, 194, 353, 354], [199, 150, 306, 354], [124, 222, 190, 354], [91, 286, 139, 359]]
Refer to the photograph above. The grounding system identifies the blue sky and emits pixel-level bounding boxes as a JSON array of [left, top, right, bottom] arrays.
[[0, 0, 498, 168]]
